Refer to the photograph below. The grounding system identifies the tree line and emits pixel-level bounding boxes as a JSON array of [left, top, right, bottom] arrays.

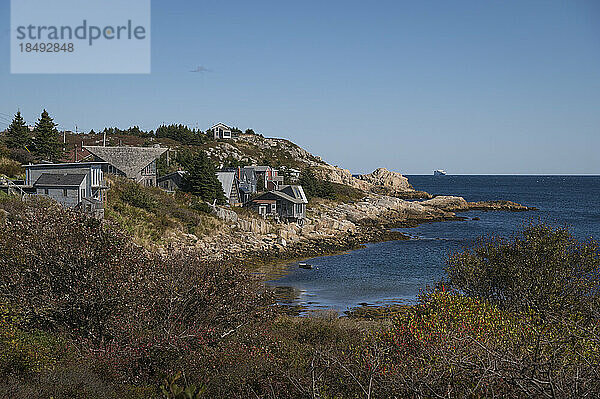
[[2, 110, 265, 161]]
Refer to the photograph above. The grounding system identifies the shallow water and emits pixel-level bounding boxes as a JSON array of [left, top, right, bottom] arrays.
[[269, 175, 600, 313]]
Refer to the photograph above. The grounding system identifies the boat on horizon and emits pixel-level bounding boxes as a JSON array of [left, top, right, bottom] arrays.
[[434, 169, 447, 176]]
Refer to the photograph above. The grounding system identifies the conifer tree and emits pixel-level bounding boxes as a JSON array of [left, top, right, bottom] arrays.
[[32, 109, 63, 161], [182, 151, 226, 204], [5, 111, 30, 150]]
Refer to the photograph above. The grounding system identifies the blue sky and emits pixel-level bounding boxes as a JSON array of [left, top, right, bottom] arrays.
[[1, 0, 599, 174]]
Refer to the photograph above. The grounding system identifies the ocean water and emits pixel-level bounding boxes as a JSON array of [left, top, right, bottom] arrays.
[[269, 175, 600, 313]]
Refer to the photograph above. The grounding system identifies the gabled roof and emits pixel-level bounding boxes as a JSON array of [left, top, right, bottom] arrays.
[[210, 123, 231, 130], [279, 185, 308, 203], [83, 146, 167, 178], [157, 170, 187, 182], [252, 188, 307, 204], [216, 171, 237, 199], [34, 173, 86, 187]]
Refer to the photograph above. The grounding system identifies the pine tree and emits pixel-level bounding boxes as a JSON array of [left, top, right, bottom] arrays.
[[5, 111, 30, 150], [182, 151, 226, 204], [32, 109, 63, 161]]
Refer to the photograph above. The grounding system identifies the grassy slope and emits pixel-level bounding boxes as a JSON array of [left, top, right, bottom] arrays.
[[105, 176, 223, 247]]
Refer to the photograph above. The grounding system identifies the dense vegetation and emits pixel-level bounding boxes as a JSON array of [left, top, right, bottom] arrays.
[[1, 110, 64, 165], [299, 168, 363, 202], [180, 151, 226, 205], [155, 124, 207, 146], [105, 177, 221, 245], [1, 192, 598, 398]]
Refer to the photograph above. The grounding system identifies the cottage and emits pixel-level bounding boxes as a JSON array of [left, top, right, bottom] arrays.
[[24, 162, 108, 218], [210, 123, 233, 140], [33, 173, 88, 207], [247, 185, 308, 224], [84, 146, 167, 187], [157, 170, 187, 192], [216, 171, 241, 206], [25, 162, 108, 203], [243, 165, 284, 191]]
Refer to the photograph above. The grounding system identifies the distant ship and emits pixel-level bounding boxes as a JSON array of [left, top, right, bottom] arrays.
[[433, 169, 447, 176]]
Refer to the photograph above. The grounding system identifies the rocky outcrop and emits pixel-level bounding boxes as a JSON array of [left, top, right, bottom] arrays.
[[314, 165, 372, 191], [356, 168, 413, 192], [467, 200, 534, 212], [421, 196, 470, 211], [421, 196, 535, 212]]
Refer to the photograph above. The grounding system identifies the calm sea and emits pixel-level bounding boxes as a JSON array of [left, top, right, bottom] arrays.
[[270, 175, 600, 313]]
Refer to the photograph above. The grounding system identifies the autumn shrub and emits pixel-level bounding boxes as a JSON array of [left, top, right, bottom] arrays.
[[7, 147, 35, 165], [0, 197, 273, 388], [119, 181, 158, 210], [371, 224, 600, 398], [0, 157, 23, 178], [106, 177, 221, 244], [445, 222, 600, 319]]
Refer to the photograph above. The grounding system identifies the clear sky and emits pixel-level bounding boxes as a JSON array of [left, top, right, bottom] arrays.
[[1, 0, 599, 174]]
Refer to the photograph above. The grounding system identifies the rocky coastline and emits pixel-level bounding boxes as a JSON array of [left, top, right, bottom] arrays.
[[163, 189, 535, 273]]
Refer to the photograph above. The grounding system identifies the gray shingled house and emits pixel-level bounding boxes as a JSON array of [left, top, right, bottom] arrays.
[[24, 162, 108, 218], [84, 146, 167, 187], [247, 185, 308, 224], [33, 173, 88, 207]]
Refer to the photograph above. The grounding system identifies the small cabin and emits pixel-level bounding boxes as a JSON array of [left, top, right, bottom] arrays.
[[211, 123, 232, 140], [247, 185, 308, 224]]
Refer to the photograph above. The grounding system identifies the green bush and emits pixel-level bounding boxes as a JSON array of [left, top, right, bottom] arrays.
[[119, 182, 157, 210], [0, 157, 23, 178], [445, 222, 600, 319]]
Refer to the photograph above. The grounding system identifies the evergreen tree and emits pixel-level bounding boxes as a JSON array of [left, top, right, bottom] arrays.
[[5, 111, 30, 149], [299, 168, 335, 200], [182, 151, 226, 204], [32, 109, 63, 161]]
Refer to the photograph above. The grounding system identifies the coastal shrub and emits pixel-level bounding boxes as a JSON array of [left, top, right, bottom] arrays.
[[119, 181, 157, 210], [7, 147, 35, 165], [0, 197, 273, 387], [106, 177, 221, 243], [0, 157, 23, 178], [377, 289, 600, 398], [445, 222, 600, 319]]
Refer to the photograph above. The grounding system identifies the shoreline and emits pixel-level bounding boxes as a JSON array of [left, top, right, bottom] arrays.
[[249, 202, 536, 314]]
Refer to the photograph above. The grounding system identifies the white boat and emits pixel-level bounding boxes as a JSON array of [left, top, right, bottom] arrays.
[[434, 169, 447, 176]]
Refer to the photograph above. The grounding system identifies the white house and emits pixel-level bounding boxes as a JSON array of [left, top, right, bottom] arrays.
[[210, 123, 232, 140]]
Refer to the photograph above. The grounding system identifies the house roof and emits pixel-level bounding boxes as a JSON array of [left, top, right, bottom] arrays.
[[216, 171, 237, 199], [210, 123, 231, 130], [157, 170, 187, 182], [25, 161, 107, 169], [245, 165, 271, 173], [252, 188, 307, 204], [83, 146, 167, 178], [34, 173, 86, 187], [279, 185, 308, 203]]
